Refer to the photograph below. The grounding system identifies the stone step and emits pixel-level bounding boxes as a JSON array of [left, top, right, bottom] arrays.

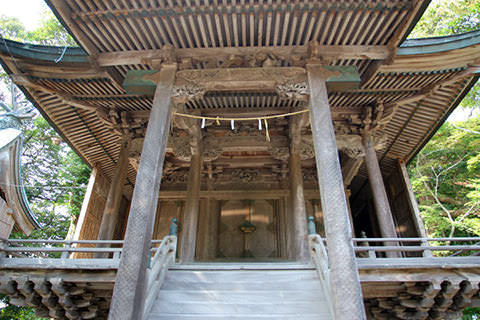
[[164, 270, 319, 283], [156, 289, 325, 303], [150, 301, 330, 315], [148, 314, 330, 320]]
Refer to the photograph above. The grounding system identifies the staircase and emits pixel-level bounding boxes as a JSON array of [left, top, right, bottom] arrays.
[[145, 263, 331, 320]]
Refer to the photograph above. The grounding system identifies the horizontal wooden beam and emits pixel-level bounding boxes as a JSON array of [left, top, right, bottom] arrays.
[[97, 45, 390, 67], [123, 66, 360, 96]]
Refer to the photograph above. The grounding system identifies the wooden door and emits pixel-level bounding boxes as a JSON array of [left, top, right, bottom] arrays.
[[218, 199, 278, 259]]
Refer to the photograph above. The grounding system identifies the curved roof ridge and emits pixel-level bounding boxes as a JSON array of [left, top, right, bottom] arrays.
[[399, 29, 480, 55]]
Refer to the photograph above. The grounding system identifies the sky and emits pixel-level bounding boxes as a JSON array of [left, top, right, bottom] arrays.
[[1, 0, 48, 31]]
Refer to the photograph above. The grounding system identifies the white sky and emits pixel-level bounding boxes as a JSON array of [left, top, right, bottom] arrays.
[[0, 0, 48, 31]]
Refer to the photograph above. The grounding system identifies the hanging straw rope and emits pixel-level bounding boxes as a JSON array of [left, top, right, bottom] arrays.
[[172, 109, 309, 121], [172, 109, 309, 141]]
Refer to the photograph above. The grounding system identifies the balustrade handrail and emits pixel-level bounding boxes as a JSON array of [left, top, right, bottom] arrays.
[[308, 234, 335, 318], [0, 238, 169, 261], [352, 237, 480, 242], [2, 238, 165, 244], [354, 237, 480, 258], [143, 235, 177, 319]]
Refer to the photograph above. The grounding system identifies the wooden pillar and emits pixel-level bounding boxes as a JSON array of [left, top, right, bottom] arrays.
[[97, 138, 130, 242], [108, 64, 176, 320], [398, 160, 428, 238], [363, 135, 398, 241], [398, 160, 431, 257], [306, 64, 366, 320], [289, 153, 309, 261], [288, 115, 309, 262], [180, 151, 203, 263]]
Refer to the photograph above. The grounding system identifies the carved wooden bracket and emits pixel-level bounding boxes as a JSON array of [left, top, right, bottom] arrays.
[[96, 109, 147, 140], [122, 66, 360, 104]]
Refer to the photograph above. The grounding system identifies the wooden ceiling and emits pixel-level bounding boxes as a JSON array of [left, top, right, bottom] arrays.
[[0, 0, 479, 198]]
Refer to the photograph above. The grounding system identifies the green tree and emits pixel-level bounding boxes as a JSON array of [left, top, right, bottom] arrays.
[[410, 117, 480, 239], [408, 1, 480, 318], [0, 11, 88, 319]]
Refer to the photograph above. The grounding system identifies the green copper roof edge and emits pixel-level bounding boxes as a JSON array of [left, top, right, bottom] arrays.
[[398, 29, 480, 56], [1, 29, 479, 63], [0, 38, 89, 63]]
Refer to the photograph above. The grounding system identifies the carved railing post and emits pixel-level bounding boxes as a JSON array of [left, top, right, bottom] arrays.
[[169, 218, 178, 236]]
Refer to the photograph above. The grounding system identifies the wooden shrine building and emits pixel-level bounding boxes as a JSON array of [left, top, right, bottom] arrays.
[[1, 0, 480, 319]]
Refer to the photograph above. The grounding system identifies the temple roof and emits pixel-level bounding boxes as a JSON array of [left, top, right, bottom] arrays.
[[0, 0, 479, 199]]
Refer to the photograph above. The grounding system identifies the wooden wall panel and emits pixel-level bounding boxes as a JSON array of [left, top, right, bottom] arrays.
[[386, 164, 421, 238], [72, 166, 110, 258]]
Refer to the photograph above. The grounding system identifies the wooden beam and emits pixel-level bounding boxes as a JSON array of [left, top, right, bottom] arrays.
[[123, 66, 360, 96], [10, 75, 102, 113], [97, 45, 390, 67]]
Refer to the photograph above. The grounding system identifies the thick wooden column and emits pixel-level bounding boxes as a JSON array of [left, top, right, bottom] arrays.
[[288, 116, 309, 262], [108, 64, 176, 320], [363, 135, 398, 241], [306, 64, 366, 320], [97, 138, 130, 242], [180, 151, 203, 263]]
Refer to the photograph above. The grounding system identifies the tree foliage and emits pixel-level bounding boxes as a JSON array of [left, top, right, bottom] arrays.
[[408, 1, 480, 318], [0, 12, 75, 46], [409, 117, 480, 238], [0, 10, 88, 319]]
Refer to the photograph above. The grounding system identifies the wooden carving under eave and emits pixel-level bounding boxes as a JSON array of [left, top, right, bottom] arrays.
[[122, 66, 360, 100]]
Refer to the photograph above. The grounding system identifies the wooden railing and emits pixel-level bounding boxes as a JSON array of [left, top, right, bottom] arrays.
[[143, 235, 177, 319], [0, 238, 125, 261], [308, 234, 335, 318], [307, 216, 334, 318], [353, 237, 480, 258]]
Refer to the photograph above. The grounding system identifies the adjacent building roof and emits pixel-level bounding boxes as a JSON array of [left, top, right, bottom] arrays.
[[0, 128, 38, 234]]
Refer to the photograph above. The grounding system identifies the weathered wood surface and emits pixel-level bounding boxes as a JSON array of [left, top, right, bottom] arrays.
[[363, 134, 399, 258], [179, 152, 202, 263], [109, 64, 177, 320], [123, 66, 360, 96], [146, 268, 330, 320], [97, 45, 391, 67], [307, 64, 366, 319], [95, 139, 130, 258], [0, 260, 479, 319]]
